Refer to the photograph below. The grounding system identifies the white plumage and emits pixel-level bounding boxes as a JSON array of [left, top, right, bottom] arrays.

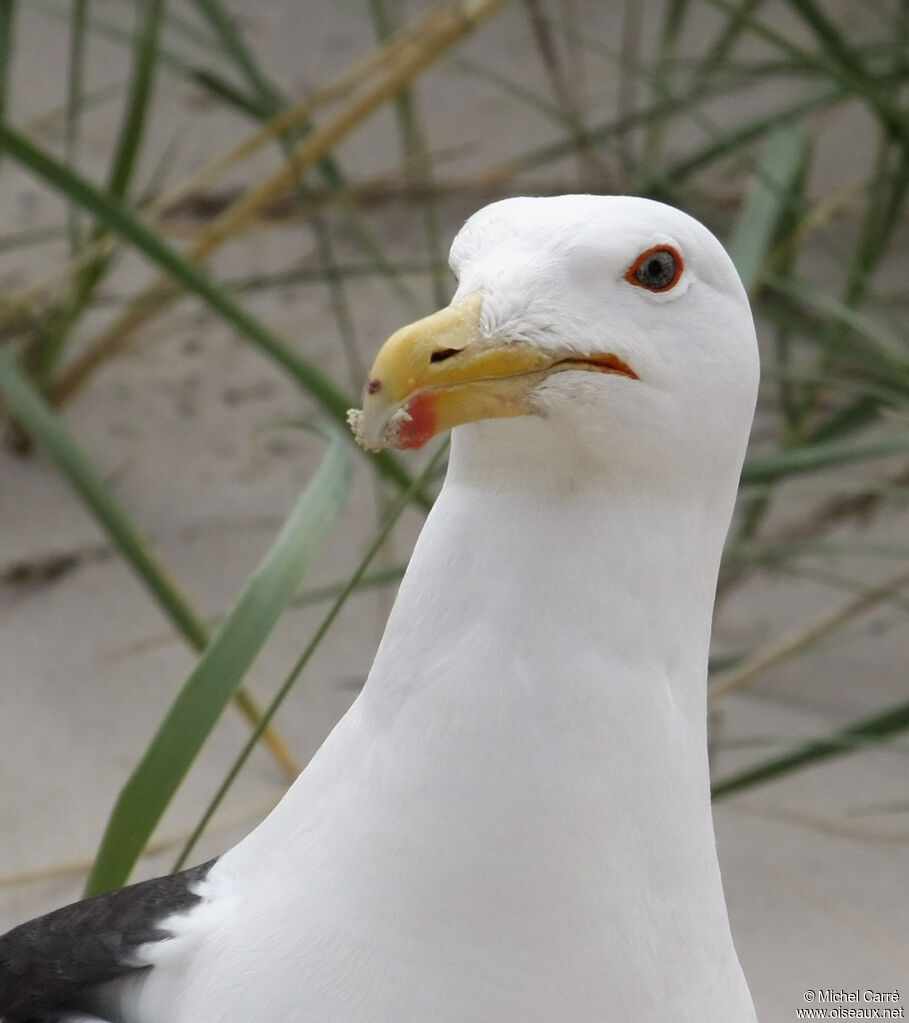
[[4, 195, 759, 1023]]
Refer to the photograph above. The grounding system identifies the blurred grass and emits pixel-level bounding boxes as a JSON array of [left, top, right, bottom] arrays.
[[0, 342, 300, 781], [0, 120, 428, 502], [86, 426, 351, 895], [63, 0, 87, 255], [28, 0, 165, 386], [0, 0, 907, 876], [0, 2, 15, 142], [172, 440, 449, 875]]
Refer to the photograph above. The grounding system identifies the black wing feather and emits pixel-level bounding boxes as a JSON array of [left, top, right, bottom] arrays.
[[0, 859, 215, 1023]]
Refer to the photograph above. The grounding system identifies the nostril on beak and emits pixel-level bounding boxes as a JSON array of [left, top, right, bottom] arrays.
[[430, 347, 462, 364]]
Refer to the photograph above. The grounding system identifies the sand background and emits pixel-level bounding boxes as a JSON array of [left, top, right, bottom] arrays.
[[1, 3, 907, 1019]]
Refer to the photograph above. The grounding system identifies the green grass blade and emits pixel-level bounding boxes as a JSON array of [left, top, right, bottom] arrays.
[[294, 563, 408, 608], [188, 0, 417, 353], [188, 0, 376, 383], [454, 57, 565, 122], [0, 0, 16, 172], [171, 2, 369, 383], [728, 125, 810, 294], [187, 0, 281, 113], [643, 0, 690, 165], [786, 140, 909, 434], [173, 441, 448, 872], [655, 86, 840, 190], [0, 121, 428, 506], [188, 67, 264, 118], [367, 0, 448, 309], [699, 0, 828, 68], [839, 142, 909, 325], [700, 0, 766, 82], [105, 0, 166, 202], [0, 344, 298, 774], [65, 0, 88, 254], [806, 396, 883, 445], [104, 0, 223, 53], [86, 428, 351, 895], [26, 80, 127, 136], [726, 124, 812, 545], [712, 696, 909, 799], [495, 81, 840, 184], [767, 273, 909, 378], [31, 0, 214, 77], [35, 0, 167, 383], [225, 260, 445, 294], [742, 431, 909, 486], [0, 345, 207, 649], [782, 0, 909, 145], [784, 0, 867, 75]]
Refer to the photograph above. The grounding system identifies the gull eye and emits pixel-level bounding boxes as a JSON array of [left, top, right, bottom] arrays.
[[625, 245, 683, 292]]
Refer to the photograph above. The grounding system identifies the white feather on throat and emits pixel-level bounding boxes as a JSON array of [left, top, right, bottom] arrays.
[[97, 195, 759, 1023]]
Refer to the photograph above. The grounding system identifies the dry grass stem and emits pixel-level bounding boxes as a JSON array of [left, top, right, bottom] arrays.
[[232, 689, 299, 780], [718, 463, 909, 599], [710, 566, 909, 701], [0, 793, 281, 890], [50, 0, 509, 406], [5, 0, 479, 327]]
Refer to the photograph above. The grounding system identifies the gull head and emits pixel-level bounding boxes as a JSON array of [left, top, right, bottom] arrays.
[[349, 195, 759, 488]]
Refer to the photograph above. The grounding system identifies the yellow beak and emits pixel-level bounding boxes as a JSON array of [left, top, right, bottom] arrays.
[[347, 293, 637, 451]]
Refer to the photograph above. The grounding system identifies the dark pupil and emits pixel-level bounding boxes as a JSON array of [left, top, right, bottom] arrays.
[[637, 250, 675, 288]]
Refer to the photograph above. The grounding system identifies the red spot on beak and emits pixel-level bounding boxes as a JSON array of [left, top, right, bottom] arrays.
[[396, 392, 437, 450], [368, 379, 382, 394]]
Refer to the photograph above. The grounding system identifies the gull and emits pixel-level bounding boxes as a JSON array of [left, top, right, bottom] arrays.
[[1, 194, 758, 1022]]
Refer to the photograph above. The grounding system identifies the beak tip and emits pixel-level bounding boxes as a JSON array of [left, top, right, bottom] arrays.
[[346, 408, 380, 452], [347, 405, 415, 452]]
